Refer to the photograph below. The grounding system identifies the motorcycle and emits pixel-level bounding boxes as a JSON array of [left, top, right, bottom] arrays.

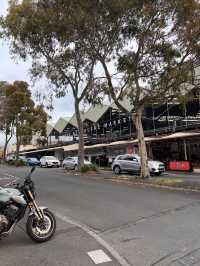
[[0, 167, 56, 242]]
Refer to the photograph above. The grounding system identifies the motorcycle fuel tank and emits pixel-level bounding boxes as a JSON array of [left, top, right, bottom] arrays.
[[0, 187, 26, 205]]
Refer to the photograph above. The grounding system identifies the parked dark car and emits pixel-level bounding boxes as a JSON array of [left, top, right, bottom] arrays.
[[27, 157, 41, 167]]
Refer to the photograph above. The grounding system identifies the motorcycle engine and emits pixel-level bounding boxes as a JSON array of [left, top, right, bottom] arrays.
[[0, 204, 19, 234], [0, 214, 9, 234]]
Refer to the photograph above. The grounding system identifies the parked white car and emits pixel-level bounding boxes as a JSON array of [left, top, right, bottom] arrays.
[[62, 157, 91, 170], [40, 156, 60, 168], [112, 154, 165, 176]]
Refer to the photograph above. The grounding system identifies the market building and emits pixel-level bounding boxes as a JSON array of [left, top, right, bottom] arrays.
[[16, 64, 200, 168], [18, 89, 200, 167]]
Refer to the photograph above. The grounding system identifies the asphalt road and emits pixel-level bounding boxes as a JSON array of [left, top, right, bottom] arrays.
[[1, 165, 200, 266]]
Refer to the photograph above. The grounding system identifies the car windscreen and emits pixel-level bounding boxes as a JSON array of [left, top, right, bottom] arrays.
[[45, 156, 57, 160]]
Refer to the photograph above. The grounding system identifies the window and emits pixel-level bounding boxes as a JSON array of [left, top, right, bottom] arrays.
[[118, 155, 132, 161], [124, 156, 134, 161], [132, 157, 138, 162], [65, 157, 72, 161]]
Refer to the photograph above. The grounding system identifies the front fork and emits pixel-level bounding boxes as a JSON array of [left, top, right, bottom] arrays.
[[27, 190, 44, 220]]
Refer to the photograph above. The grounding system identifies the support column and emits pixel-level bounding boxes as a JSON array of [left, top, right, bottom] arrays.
[[119, 112, 122, 137], [148, 143, 153, 159], [152, 104, 156, 135], [129, 112, 132, 137], [167, 101, 170, 130], [183, 139, 188, 161]]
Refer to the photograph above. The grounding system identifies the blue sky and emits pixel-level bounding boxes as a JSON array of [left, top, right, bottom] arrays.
[[0, 1, 74, 146]]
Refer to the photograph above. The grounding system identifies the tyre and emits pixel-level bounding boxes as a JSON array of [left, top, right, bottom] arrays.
[[26, 209, 56, 243], [114, 165, 121, 174], [155, 172, 161, 176]]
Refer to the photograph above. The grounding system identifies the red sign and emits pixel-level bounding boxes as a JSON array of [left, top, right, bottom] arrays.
[[127, 144, 134, 154], [169, 161, 192, 171]]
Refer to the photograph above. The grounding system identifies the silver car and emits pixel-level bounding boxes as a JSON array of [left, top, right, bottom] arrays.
[[112, 154, 165, 176], [62, 157, 91, 170]]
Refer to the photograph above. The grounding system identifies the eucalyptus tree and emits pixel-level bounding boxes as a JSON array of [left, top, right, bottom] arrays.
[[79, 0, 200, 178], [1, 0, 102, 167]]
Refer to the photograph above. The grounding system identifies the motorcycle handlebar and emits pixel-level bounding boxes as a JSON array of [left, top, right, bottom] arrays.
[[26, 166, 36, 180]]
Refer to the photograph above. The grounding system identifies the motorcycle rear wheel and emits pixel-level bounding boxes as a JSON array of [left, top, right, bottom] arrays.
[[26, 209, 56, 243]]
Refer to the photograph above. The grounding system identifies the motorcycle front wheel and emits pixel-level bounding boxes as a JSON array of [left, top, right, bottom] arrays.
[[26, 209, 56, 243]]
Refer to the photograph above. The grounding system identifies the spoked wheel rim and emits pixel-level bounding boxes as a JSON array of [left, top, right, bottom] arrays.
[[32, 214, 54, 238]]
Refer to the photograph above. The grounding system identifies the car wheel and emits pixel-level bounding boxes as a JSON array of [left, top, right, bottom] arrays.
[[155, 172, 161, 176], [114, 166, 121, 175]]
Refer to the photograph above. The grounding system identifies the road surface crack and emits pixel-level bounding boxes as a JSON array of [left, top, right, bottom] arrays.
[[101, 200, 200, 234], [150, 250, 177, 265]]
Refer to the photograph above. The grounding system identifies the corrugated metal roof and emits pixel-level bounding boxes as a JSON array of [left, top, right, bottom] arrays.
[[20, 146, 63, 155], [69, 112, 84, 127], [46, 123, 54, 137], [111, 97, 133, 112], [84, 104, 110, 123], [54, 117, 70, 133]]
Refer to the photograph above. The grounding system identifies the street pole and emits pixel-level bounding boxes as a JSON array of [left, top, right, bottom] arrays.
[[183, 139, 188, 161], [167, 101, 170, 131]]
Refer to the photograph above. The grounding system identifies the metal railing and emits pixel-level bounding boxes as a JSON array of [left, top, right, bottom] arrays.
[[43, 121, 200, 149]]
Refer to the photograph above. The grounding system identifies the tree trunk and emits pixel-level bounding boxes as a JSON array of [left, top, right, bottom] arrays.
[[133, 106, 150, 179], [74, 100, 84, 169], [3, 134, 10, 161], [16, 138, 20, 162], [3, 126, 13, 162], [16, 126, 21, 163], [3, 132, 8, 162]]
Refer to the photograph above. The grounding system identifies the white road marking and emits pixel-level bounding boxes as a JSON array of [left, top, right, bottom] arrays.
[[88, 249, 112, 264], [56, 212, 131, 266]]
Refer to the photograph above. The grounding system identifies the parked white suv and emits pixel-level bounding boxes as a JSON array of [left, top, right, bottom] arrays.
[[40, 156, 60, 168], [112, 154, 165, 176]]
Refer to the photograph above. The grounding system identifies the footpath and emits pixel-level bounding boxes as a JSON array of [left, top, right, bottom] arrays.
[[0, 215, 121, 266], [0, 175, 121, 266], [98, 169, 200, 192]]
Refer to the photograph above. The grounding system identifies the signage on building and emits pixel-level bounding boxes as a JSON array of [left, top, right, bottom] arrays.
[[127, 144, 134, 154]]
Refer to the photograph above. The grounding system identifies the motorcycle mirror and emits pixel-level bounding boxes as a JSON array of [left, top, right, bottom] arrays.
[[26, 166, 36, 179], [30, 166, 36, 173]]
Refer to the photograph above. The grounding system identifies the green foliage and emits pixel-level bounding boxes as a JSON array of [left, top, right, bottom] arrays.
[[80, 164, 98, 173], [7, 158, 27, 167], [89, 164, 98, 172], [0, 80, 47, 158], [15, 159, 27, 167]]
